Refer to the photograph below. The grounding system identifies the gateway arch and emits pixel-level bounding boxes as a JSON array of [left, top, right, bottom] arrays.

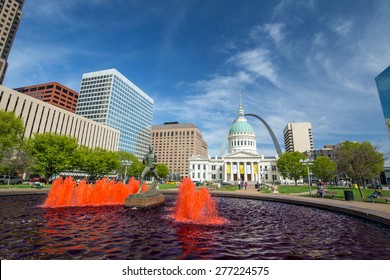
[[244, 113, 283, 157]]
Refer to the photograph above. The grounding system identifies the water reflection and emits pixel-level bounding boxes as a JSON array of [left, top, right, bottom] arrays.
[[0, 195, 389, 260]]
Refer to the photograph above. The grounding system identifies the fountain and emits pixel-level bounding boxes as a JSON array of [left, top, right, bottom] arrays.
[[41, 176, 225, 225], [174, 177, 225, 225], [1, 175, 389, 259], [42, 176, 147, 208]]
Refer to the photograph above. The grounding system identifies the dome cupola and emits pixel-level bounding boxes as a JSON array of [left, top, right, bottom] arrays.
[[228, 103, 257, 154]]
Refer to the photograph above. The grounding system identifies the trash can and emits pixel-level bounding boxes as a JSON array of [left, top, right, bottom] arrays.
[[344, 190, 354, 201]]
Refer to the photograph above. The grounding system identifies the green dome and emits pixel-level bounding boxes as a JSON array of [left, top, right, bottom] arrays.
[[229, 121, 254, 135], [228, 104, 255, 135]]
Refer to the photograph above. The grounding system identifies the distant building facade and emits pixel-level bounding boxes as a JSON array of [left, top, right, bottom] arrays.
[[375, 65, 390, 138], [304, 145, 337, 160], [283, 122, 314, 153], [0, 0, 24, 84], [14, 82, 79, 113], [0, 85, 119, 151], [189, 104, 280, 184], [76, 69, 154, 159], [151, 122, 208, 179]]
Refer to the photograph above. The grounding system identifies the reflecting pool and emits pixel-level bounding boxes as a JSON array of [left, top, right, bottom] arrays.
[[0, 195, 389, 259]]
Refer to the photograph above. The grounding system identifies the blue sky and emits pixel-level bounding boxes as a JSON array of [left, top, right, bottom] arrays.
[[4, 0, 390, 158]]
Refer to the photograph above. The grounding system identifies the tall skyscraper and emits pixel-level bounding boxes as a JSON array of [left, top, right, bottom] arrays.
[[283, 122, 314, 153], [76, 69, 154, 159], [375, 66, 390, 138], [14, 82, 79, 113], [0, 0, 24, 84], [151, 122, 208, 179]]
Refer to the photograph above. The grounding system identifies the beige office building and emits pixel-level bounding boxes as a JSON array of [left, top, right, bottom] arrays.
[[0, 85, 119, 151], [151, 122, 208, 179], [283, 122, 314, 153], [0, 0, 24, 84]]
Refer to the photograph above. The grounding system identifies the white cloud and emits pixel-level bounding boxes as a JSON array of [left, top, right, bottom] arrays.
[[328, 17, 353, 37], [228, 48, 280, 87]]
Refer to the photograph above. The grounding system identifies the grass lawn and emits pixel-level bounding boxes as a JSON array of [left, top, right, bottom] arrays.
[[298, 186, 390, 203], [277, 185, 311, 194], [216, 185, 239, 191], [158, 184, 178, 190]]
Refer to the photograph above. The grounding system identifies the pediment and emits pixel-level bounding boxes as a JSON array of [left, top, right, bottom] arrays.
[[189, 155, 208, 161], [224, 150, 261, 159]]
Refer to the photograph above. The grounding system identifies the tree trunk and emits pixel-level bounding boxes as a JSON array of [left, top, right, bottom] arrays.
[[358, 178, 364, 198]]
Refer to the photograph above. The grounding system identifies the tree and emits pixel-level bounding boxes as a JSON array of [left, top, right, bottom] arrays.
[[312, 156, 336, 184], [155, 163, 169, 179], [277, 152, 307, 185], [117, 151, 143, 179], [336, 141, 385, 198], [0, 110, 25, 158], [28, 133, 79, 182], [0, 142, 32, 185], [76, 147, 121, 179]]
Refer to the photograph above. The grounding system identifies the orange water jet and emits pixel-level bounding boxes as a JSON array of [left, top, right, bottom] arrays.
[[174, 177, 225, 225], [41, 176, 147, 208]]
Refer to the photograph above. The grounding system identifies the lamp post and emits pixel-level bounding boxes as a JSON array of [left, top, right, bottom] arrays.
[[299, 159, 313, 196], [121, 160, 132, 183]]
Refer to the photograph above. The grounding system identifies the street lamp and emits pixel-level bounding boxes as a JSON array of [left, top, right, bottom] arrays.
[[121, 160, 132, 183], [299, 159, 313, 196]]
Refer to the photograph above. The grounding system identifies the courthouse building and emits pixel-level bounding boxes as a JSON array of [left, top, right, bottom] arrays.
[[189, 103, 280, 184]]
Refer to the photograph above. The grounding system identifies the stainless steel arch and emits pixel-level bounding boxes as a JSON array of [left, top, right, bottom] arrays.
[[244, 113, 283, 157]]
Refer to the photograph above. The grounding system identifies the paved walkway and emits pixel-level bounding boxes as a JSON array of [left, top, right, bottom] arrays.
[[1, 186, 389, 225]]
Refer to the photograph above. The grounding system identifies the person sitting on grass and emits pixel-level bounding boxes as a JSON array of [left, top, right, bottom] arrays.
[[34, 181, 43, 189], [367, 190, 381, 203], [316, 185, 326, 198]]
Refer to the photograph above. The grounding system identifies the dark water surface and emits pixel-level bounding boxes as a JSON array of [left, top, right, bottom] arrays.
[[0, 195, 389, 260]]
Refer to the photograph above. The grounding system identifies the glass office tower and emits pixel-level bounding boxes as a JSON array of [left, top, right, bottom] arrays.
[[76, 69, 154, 159], [375, 66, 390, 138]]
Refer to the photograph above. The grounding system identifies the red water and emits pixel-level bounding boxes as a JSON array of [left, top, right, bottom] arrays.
[[173, 177, 225, 225], [41, 176, 147, 208], [42, 177, 225, 225]]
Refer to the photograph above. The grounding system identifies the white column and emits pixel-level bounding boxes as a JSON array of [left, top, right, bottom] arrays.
[[224, 162, 227, 182], [244, 161, 248, 181], [250, 161, 254, 182]]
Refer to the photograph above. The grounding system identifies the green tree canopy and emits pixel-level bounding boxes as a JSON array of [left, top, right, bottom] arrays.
[[155, 163, 169, 179], [336, 141, 384, 197], [0, 110, 25, 158], [277, 151, 307, 185], [75, 147, 121, 179], [117, 150, 143, 179], [312, 156, 336, 183], [28, 132, 79, 181]]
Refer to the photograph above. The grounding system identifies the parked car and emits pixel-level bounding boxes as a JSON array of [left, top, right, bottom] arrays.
[[366, 183, 382, 189], [29, 176, 46, 183], [0, 175, 23, 184], [193, 181, 203, 186]]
